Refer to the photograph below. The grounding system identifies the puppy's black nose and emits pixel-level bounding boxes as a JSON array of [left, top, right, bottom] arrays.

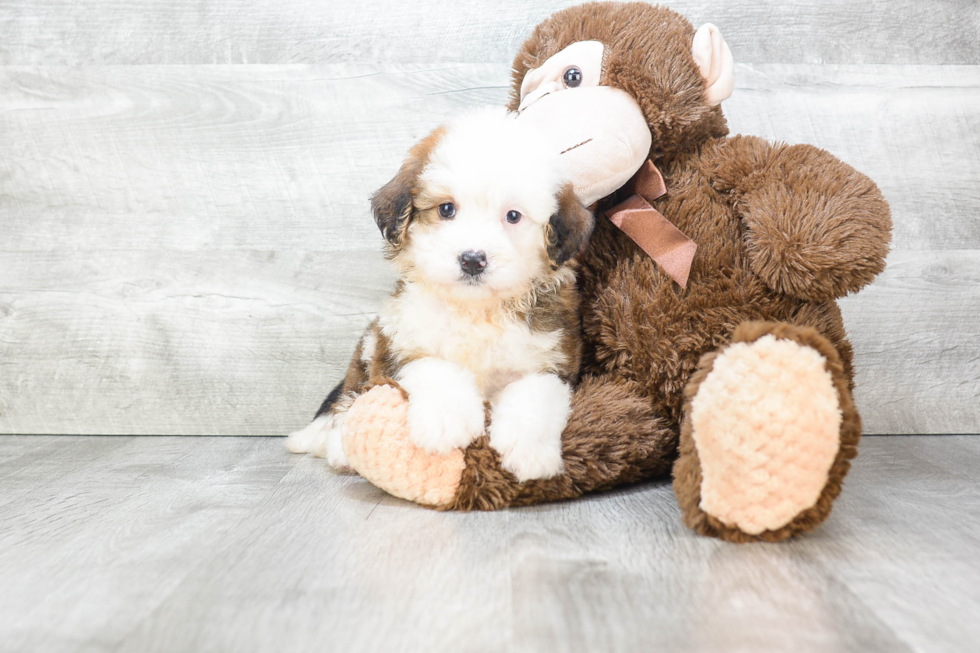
[[459, 250, 487, 276]]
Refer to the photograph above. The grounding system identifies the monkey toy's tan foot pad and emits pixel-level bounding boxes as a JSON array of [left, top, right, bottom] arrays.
[[674, 322, 861, 543], [343, 384, 465, 508]]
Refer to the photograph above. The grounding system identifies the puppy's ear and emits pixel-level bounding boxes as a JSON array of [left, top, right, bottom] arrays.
[[370, 158, 420, 248], [547, 184, 594, 268], [371, 125, 446, 248]]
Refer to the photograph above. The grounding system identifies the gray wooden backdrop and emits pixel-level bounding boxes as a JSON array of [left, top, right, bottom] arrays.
[[1, 1, 978, 436]]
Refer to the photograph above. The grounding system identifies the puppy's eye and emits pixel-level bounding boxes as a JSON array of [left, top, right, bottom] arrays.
[[438, 202, 456, 219], [562, 67, 582, 88], [505, 210, 522, 224]]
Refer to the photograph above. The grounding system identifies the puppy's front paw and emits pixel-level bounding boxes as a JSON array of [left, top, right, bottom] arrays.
[[406, 396, 485, 454], [397, 358, 486, 454], [490, 373, 571, 482], [495, 433, 565, 483]]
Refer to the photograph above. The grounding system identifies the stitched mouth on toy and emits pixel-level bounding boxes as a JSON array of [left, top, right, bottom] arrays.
[[559, 138, 593, 155], [516, 85, 652, 206]]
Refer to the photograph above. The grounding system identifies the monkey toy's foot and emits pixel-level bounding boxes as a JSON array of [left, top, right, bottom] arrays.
[[673, 321, 861, 543], [343, 384, 466, 508]]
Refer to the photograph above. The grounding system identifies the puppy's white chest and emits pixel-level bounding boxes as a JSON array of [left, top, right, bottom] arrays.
[[381, 289, 562, 397]]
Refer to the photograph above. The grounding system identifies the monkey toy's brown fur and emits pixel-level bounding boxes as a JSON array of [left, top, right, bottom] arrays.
[[440, 1, 892, 541], [341, 2, 892, 542]]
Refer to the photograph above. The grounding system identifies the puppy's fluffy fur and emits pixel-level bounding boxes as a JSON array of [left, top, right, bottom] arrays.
[[288, 108, 594, 481]]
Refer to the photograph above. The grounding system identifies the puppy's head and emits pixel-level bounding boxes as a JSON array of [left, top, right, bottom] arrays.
[[371, 107, 593, 302]]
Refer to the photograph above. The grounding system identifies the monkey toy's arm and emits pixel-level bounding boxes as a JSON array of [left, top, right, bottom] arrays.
[[704, 135, 892, 301]]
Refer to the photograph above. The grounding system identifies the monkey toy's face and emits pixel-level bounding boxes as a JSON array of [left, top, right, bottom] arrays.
[[512, 3, 736, 206]]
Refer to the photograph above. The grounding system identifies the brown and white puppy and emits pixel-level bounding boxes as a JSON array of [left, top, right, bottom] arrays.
[[287, 107, 593, 481]]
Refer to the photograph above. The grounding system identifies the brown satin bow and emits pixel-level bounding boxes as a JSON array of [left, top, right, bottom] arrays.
[[603, 161, 697, 288]]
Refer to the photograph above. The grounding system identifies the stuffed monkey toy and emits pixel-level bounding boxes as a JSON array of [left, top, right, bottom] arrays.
[[307, 2, 892, 543]]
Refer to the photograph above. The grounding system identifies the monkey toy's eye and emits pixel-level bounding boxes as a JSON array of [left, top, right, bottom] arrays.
[[562, 67, 582, 88], [505, 210, 522, 224], [438, 202, 456, 219]]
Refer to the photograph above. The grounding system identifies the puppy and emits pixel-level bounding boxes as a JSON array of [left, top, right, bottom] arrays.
[[287, 107, 593, 481]]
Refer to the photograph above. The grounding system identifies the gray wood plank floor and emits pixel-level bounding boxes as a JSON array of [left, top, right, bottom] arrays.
[[1, 434, 978, 653], [2, 0, 977, 65]]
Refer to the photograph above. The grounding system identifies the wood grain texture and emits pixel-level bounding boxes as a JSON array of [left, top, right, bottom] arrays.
[[2, 62, 978, 435], [0, 64, 510, 253], [0, 249, 395, 435], [841, 250, 980, 434], [0, 434, 977, 652], [0, 436, 296, 652], [3, 64, 977, 253], [0, 0, 977, 65]]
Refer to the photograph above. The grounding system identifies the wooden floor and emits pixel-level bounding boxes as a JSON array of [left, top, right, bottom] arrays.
[[1, 435, 977, 653]]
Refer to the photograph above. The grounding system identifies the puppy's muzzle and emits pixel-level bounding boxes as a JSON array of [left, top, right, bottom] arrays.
[[458, 250, 487, 276]]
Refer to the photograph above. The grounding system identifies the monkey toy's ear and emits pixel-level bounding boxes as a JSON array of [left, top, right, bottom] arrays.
[[691, 23, 735, 106], [547, 183, 595, 269], [370, 159, 420, 248]]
